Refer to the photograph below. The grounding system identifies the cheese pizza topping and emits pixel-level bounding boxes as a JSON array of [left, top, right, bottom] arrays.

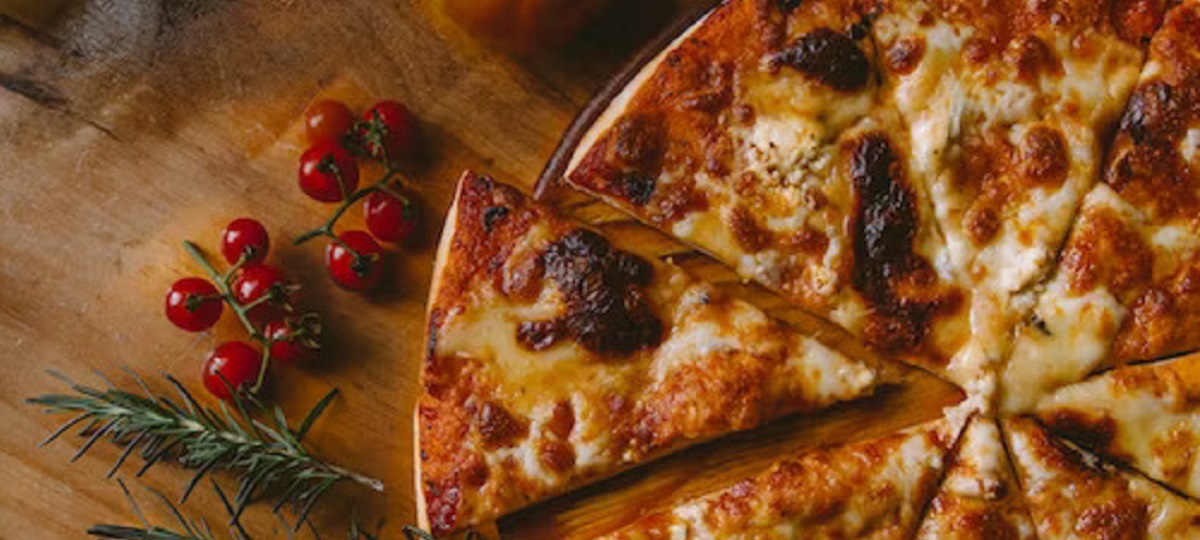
[[598, 414, 965, 540], [418, 174, 880, 534], [1035, 353, 1200, 499], [1000, 0, 1200, 411], [914, 417, 1036, 540], [1006, 416, 1200, 539]]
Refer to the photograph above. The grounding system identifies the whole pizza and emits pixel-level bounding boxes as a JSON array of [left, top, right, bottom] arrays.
[[416, 0, 1200, 537]]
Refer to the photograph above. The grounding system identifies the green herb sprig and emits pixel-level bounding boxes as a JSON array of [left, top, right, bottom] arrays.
[[29, 370, 383, 530]]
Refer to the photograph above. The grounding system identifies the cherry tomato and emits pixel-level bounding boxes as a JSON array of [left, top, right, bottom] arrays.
[[232, 264, 290, 325], [220, 218, 270, 265], [361, 100, 418, 163], [304, 99, 355, 146], [363, 190, 418, 244], [265, 318, 319, 365], [325, 230, 384, 291], [202, 341, 263, 400], [165, 277, 223, 332], [298, 143, 359, 203]]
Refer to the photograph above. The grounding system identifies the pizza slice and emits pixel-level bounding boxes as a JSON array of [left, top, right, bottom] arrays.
[[597, 410, 970, 540], [561, 0, 976, 383], [1005, 416, 1200, 539], [416, 173, 885, 534], [913, 416, 1036, 540], [999, 0, 1200, 411], [1034, 352, 1200, 499]]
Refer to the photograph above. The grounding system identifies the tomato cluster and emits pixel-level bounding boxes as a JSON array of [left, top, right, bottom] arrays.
[[296, 99, 421, 291], [165, 218, 320, 399]]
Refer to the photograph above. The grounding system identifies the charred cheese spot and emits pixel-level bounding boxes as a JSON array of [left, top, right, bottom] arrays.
[[886, 36, 925, 75], [1020, 125, 1070, 186], [1118, 82, 1176, 145], [848, 133, 962, 354], [537, 439, 576, 473], [618, 171, 657, 206], [656, 182, 709, 223], [775, 28, 871, 91], [1113, 261, 1200, 361], [1060, 209, 1153, 295], [955, 505, 1021, 540], [607, 114, 664, 170], [785, 227, 830, 256], [476, 401, 529, 449], [547, 400, 575, 439], [1112, 0, 1169, 43], [1004, 35, 1061, 83], [729, 206, 774, 252], [1042, 409, 1120, 458], [1076, 499, 1150, 539], [516, 229, 662, 356]]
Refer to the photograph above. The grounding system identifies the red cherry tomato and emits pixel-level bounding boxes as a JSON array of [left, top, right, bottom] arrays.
[[165, 277, 223, 332], [264, 318, 319, 365], [232, 264, 289, 325], [220, 218, 270, 265], [304, 99, 355, 146], [325, 230, 384, 291], [298, 143, 359, 202], [202, 341, 263, 400], [363, 190, 418, 244], [361, 100, 418, 163]]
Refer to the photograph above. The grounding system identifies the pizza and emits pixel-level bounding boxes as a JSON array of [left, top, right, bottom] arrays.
[[913, 416, 1036, 540], [415, 173, 885, 534], [1005, 416, 1200, 539], [414, 0, 1200, 536], [1035, 353, 1200, 499], [1000, 1, 1200, 411], [596, 409, 969, 540]]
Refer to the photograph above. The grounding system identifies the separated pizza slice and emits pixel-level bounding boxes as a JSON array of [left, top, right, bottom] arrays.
[[1000, 0, 1200, 412], [561, 0, 976, 384], [597, 409, 970, 540], [913, 416, 1036, 540], [416, 173, 886, 534], [1005, 416, 1200, 539], [1034, 352, 1200, 500]]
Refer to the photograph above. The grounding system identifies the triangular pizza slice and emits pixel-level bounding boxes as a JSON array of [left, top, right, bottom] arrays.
[[416, 173, 884, 534], [562, 0, 976, 384], [914, 415, 1037, 540], [597, 410, 969, 540], [1000, 0, 1200, 411], [1006, 416, 1200, 539], [1035, 352, 1200, 500]]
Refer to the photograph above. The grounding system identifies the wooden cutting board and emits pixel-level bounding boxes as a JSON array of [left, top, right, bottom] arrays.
[[0, 1, 962, 539]]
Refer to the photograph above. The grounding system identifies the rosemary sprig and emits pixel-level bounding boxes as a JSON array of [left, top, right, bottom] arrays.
[[29, 370, 383, 530]]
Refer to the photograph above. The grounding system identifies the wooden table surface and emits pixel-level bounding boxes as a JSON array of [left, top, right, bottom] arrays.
[[0, 1, 962, 538]]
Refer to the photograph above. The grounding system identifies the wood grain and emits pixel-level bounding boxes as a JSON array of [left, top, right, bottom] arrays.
[[0, 1, 962, 539]]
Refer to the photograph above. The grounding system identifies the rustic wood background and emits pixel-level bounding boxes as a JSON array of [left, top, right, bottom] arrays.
[[0, 1, 961, 538]]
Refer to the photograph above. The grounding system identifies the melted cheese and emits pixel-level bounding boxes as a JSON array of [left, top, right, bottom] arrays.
[[1036, 357, 1200, 498], [1007, 418, 1200, 539], [602, 414, 965, 540], [915, 418, 1037, 540]]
